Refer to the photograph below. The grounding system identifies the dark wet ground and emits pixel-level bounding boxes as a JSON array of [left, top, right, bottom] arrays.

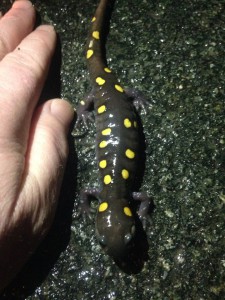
[[1, 0, 225, 299]]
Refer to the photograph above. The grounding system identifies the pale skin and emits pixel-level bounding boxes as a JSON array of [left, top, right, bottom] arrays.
[[0, 0, 74, 292]]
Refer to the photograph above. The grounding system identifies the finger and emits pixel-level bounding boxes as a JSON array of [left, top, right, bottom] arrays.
[[0, 99, 74, 291], [19, 99, 74, 232], [0, 0, 35, 60], [0, 25, 56, 150]]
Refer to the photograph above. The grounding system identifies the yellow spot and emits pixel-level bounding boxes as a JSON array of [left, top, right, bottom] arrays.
[[104, 67, 112, 73], [124, 118, 132, 128], [124, 206, 132, 217], [102, 128, 111, 136], [92, 31, 100, 39], [92, 16, 96, 22], [122, 169, 129, 179], [99, 202, 108, 212], [80, 100, 85, 106], [87, 49, 94, 59], [96, 77, 106, 86], [98, 105, 106, 114], [99, 140, 107, 148], [134, 121, 137, 128], [125, 149, 135, 159], [99, 160, 107, 168], [115, 84, 124, 93], [104, 175, 112, 185]]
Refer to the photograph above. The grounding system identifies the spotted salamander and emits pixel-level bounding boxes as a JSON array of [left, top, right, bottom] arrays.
[[76, 0, 150, 259]]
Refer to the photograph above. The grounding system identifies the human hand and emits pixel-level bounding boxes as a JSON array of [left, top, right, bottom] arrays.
[[0, 0, 74, 291]]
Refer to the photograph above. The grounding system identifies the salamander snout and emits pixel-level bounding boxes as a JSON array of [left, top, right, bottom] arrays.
[[96, 200, 136, 258]]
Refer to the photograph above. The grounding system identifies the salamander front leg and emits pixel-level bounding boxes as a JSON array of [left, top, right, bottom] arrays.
[[78, 187, 100, 219], [132, 191, 151, 227]]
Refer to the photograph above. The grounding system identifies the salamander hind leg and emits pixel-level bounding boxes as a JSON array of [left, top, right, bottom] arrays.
[[125, 87, 150, 114], [74, 89, 96, 130]]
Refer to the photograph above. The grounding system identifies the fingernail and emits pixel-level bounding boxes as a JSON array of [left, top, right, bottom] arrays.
[[49, 99, 75, 133], [12, 0, 33, 10]]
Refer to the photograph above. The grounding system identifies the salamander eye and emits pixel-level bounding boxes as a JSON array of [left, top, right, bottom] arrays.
[[124, 233, 132, 245], [98, 235, 107, 247], [124, 225, 136, 245]]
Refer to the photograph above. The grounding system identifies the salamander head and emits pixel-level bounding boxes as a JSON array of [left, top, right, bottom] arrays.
[[95, 199, 136, 258]]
